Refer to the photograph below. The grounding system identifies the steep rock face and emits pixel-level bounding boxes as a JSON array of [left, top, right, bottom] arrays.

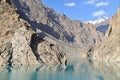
[[0, 0, 66, 66], [0, 1, 39, 66], [11, 26, 39, 66], [0, 0, 104, 66], [93, 7, 120, 64], [0, 0, 23, 65], [12, 0, 103, 47]]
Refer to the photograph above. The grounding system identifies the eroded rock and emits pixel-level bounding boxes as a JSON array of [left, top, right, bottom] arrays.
[[93, 7, 120, 64], [0, 0, 67, 66]]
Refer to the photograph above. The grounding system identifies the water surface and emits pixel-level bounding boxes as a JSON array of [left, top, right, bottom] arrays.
[[0, 63, 120, 80]]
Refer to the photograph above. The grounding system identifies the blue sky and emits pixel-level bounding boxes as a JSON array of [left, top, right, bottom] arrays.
[[42, 0, 120, 21]]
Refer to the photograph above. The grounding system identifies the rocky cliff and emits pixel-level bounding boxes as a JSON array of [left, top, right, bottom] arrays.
[[0, 0, 66, 66], [93, 7, 120, 64], [0, 0, 104, 66], [11, 0, 104, 63], [12, 0, 103, 47]]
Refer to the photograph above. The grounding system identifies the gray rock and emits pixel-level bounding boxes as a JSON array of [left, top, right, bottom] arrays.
[[12, 0, 103, 47], [0, 1, 67, 66], [93, 7, 120, 64], [0, 0, 104, 66]]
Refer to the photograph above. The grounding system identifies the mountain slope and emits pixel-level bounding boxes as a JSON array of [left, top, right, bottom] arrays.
[[93, 7, 120, 64], [87, 17, 109, 34], [12, 0, 103, 47], [0, 0, 104, 66], [0, 0, 66, 66]]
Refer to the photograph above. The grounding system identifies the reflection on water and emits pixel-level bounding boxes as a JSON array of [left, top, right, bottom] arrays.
[[0, 62, 120, 80], [93, 62, 120, 80]]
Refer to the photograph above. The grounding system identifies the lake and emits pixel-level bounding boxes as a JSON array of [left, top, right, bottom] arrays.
[[0, 62, 120, 80]]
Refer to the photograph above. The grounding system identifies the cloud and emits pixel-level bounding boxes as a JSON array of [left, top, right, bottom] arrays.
[[84, 0, 95, 5], [93, 10, 106, 17], [95, 2, 109, 7], [64, 2, 76, 7]]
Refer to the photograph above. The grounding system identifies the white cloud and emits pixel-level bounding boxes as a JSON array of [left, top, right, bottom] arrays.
[[64, 2, 76, 7], [84, 0, 95, 5], [95, 2, 109, 7], [93, 10, 106, 17]]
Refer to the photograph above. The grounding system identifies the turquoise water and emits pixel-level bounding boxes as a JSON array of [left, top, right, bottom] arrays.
[[0, 63, 120, 80]]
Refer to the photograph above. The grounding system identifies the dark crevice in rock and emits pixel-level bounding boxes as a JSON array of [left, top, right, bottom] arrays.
[[30, 33, 45, 64], [6, 0, 12, 5], [56, 50, 66, 65], [87, 47, 94, 64], [7, 43, 13, 66], [107, 26, 112, 36], [50, 44, 54, 49], [24, 22, 32, 30], [93, 39, 96, 44], [0, 0, 12, 5]]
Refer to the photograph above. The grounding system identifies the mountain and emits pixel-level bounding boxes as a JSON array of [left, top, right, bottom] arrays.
[[87, 17, 109, 25], [93, 7, 120, 64], [87, 17, 109, 34], [12, 0, 104, 63], [0, 0, 66, 66], [0, 0, 103, 66], [12, 0, 103, 46], [95, 20, 109, 34]]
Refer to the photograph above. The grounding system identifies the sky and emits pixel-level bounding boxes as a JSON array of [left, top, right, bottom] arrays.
[[42, 0, 120, 22]]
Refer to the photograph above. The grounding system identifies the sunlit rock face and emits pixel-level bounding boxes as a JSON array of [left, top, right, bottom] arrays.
[[0, 0, 104, 66], [0, 0, 67, 66], [93, 7, 120, 64], [12, 0, 103, 47], [10, 0, 104, 63]]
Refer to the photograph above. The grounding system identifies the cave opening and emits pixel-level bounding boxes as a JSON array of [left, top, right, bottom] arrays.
[[30, 33, 45, 63]]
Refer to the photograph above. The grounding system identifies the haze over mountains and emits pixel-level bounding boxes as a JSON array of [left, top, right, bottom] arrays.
[[0, 0, 119, 67]]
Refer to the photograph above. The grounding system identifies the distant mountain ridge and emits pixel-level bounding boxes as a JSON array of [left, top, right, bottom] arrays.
[[87, 17, 109, 25], [86, 17, 109, 34]]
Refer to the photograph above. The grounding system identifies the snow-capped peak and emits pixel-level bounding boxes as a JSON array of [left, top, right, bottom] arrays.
[[86, 16, 109, 25]]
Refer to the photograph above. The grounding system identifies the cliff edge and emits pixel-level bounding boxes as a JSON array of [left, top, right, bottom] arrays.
[[93, 7, 120, 64]]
